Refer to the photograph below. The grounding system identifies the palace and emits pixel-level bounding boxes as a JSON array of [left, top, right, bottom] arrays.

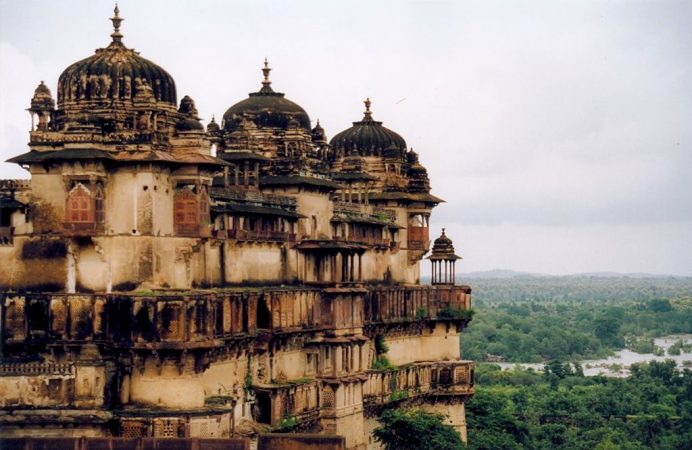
[[0, 6, 473, 449]]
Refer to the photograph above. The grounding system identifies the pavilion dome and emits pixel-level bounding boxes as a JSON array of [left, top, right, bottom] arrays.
[[222, 60, 311, 132], [56, 5, 177, 108], [29, 81, 55, 111], [429, 228, 461, 261], [329, 98, 407, 157]]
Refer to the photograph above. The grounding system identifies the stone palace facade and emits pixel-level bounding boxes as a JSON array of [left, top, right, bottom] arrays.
[[0, 6, 474, 449]]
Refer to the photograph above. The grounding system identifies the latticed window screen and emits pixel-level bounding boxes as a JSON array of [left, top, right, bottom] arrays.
[[455, 365, 470, 384], [174, 188, 199, 225], [66, 183, 93, 223], [121, 420, 145, 438], [154, 418, 184, 437], [322, 386, 335, 409], [199, 421, 210, 438]]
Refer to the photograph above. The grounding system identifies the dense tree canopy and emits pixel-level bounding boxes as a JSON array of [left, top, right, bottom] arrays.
[[373, 408, 464, 450], [467, 361, 692, 450]]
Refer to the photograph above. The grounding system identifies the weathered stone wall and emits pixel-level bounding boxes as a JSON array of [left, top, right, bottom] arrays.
[[385, 323, 461, 366], [421, 401, 468, 443], [0, 238, 67, 290], [129, 358, 206, 408], [290, 189, 333, 239], [224, 243, 284, 284], [0, 363, 74, 408]]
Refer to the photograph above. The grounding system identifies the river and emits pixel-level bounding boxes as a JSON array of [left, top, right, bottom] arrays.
[[495, 334, 692, 377]]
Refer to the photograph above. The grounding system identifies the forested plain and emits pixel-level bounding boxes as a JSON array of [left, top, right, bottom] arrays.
[[461, 276, 692, 362], [460, 276, 692, 449]]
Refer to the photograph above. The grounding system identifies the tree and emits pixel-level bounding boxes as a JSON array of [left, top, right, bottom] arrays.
[[648, 298, 673, 312], [593, 314, 622, 346], [373, 408, 464, 450]]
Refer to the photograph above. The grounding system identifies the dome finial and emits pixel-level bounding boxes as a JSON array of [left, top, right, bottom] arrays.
[[260, 57, 273, 92], [363, 97, 373, 121], [110, 2, 124, 45]]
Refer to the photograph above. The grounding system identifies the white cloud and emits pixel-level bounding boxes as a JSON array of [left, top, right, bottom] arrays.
[[1, 0, 690, 273]]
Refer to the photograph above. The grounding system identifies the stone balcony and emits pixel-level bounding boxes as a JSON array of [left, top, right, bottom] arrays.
[[252, 379, 320, 428], [1, 285, 472, 357], [364, 285, 472, 326], [363, 360, 474, 409]]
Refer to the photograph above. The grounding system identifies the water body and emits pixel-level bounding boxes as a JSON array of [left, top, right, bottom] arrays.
[[495, 334, 692, 377]]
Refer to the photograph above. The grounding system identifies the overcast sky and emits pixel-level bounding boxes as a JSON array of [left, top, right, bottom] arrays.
[[1, 0, 690, 275]]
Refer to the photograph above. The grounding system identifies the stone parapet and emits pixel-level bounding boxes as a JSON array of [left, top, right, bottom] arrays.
[[0, 285, 472, 354], [362, 360, 474, 410], [364, 285, 472, 325]]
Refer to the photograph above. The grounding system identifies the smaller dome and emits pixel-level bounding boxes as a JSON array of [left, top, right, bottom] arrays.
[[207, 116, 220, 133], [178, 95, 198, 117], [312, 119, 327, 146], [407, 149, 431, 193], [222, 59, 311, 132], [430, 228, 461, 260], [176, 118, 204, 131], [30, 81, 55, 111], [176, 95, 203, 131], [383, 143, 401, 159], [329, 98, 407, 157], [312, 119, 324, 136]]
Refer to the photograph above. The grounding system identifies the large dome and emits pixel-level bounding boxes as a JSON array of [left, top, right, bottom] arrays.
[[222, 60, 311, 132], [56, 6, 177, 108], [329, 98, 407, 157]]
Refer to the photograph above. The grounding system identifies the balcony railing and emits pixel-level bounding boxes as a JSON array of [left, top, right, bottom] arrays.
[[363, 361, 474, 407], [331, 235, 391, 248], [332, 201, 365, 215], [63, 222, 104, 236], [226, 228, 296, 242], [364, 285, 472, 325], [211, 187, 297, 207], [0, 179, 30, 191]]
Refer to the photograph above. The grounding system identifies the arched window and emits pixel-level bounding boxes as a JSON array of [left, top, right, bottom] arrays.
[[66, 183, 93, 223]]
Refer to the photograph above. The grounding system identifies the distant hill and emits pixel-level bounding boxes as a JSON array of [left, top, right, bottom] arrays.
[[451, 270, 690, 280], [571, 272, 682, 279], [458, 269, 545, 279], [420, 270, 690, 284]]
